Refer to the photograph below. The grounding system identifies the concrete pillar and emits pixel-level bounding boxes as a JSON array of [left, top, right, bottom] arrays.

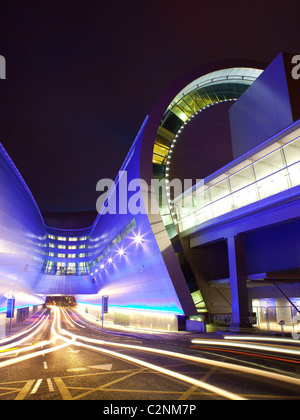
[[227, 234, 250, 329]]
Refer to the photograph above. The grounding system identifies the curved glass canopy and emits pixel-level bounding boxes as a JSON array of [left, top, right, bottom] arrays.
[[151, 67, 263, 238]]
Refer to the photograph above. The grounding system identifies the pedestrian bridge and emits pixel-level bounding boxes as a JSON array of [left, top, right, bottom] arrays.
[[174, 120, 300, 240]]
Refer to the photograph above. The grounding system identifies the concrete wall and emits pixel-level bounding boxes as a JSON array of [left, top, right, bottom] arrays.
[[76, 303, 181, 332]]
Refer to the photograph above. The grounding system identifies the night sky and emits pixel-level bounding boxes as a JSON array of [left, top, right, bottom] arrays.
[[0, 0, 299, 213]]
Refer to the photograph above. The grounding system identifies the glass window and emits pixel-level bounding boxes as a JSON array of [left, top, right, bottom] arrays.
[[253, 150, 284, 181], [68, 254, 76, 258], [190, 90, 207, 109], [57, 253, 65, 258], [171, 105, 189, 122], [152, 153, 166, 165], [67, 263, 76, 274], [195, 204, 214, 225], [193, 189, 211, 209], [57, 236, 66, 241], [209, 179, 230, 202], [232, 184, 258, 210], [57, 244, 66, 249], [256, 169, 289, 200], [213, 195, 233, 218], [229, 166, 254, 192], [68, 237, 78, 242], [153, 143, 169, 159], [286, 162, 300, 188], [68, 245, 77, 249], [183, 94, 200, 112], [56, 262, 66, 275], [283, 137, 300, 166]]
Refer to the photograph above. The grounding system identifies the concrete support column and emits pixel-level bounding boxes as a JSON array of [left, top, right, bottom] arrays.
[[227, 234, 250, 329]]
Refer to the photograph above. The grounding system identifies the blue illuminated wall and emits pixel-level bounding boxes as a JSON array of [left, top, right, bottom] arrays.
[[230, 52, 297, 159], [76, 118, 195, 318], [0, 143, 45, 313], [0, 119, 196, 328]]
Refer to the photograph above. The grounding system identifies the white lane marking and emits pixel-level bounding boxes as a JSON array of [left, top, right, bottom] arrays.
[[47, 378, 55, 392], [30, 378, 43, 394], [66, 367, 87, 372], [88, 364, 113, 371]]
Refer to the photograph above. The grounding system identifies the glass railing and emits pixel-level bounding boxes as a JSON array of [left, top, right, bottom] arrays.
[[175, 134, 300, 232]]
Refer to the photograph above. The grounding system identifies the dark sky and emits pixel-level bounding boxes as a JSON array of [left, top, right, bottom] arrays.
[[0, 0, 299, 213]]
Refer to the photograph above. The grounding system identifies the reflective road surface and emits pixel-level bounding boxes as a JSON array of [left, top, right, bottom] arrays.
[[0, 307, 300, 400]]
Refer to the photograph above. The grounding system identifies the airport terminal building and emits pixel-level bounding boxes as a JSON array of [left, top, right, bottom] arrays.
[[1, 51, 300, 332]]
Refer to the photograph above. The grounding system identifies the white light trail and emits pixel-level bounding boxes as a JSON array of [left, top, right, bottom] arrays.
[[50, 311, 244, 400], [0, 307, 71, 369], [62, 310, 300, 389], [0, 310, 47, 346], [60, 308, 75, 327], [63, 307, 85, 328], [223, 335, 300, 344], [75, 338, 246, 400], [191, 339, 300, 357], [0, 315, 49, 355]]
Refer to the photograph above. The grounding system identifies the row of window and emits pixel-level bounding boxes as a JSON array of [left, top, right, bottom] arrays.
[[42, 218, 137, 275], [48, 243, 87, 249], [153, 82, 250, 165], [43, 261, 89, 275], [90, 218, 137, 269], [47, 252, 87, 258], [47, 234, 88, 242]]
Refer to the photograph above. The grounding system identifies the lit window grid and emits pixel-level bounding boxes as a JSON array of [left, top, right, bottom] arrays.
[[46, 234, 88, 242], [176, 136, 300, 232], [42, 219, 139, 275], [89, 218, 137, 270], [42, 260, 89, 276]]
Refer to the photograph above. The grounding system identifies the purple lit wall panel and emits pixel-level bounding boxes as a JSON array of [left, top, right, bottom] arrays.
[[77, 119, 186, 315], [0, 143, 45, 309], [244, 220, 300, 275], [230, 52, 293, 159], [34, 274, 97, 296]]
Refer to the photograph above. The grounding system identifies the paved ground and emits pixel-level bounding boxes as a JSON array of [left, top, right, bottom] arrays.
[[0, 307, 300, 403]]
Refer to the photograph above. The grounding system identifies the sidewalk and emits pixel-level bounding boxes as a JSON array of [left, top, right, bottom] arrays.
[[0, 308, 47, 340]]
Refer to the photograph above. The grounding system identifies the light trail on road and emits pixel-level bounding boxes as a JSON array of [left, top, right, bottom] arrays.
[[58, 307, 300, 398], [0, 308, 69, 369], [56, 307, 245, 400], [191, 339, 300, 357], [0, 315, 49, 357], [2, 306, 300, 401], [0, 310, 47, 346], [223, 335, 300, 344]]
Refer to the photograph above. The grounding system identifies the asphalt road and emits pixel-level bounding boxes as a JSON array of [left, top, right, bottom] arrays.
[[0, 307, 300, 402]]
